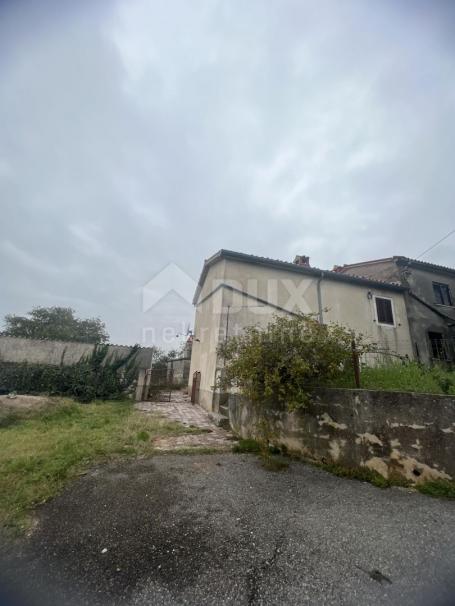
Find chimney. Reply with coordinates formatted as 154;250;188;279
293;255;310;267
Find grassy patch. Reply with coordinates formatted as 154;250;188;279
169;447;225;455
232;438;455;497
232;439;289;471
232;438;262;453
315;460;455;499
360;363;455;394
312;461;410;488
332;361;455;394
136;430;150;442
317;461;455;498
416;479;455;499
261;454;289;472
0;397;51;429
0;399;193;532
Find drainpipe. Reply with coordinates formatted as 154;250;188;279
317;271;325;323
225;305;230;342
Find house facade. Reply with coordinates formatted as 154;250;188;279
335;257;455;364
189;250;414;412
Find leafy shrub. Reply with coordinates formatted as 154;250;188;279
218;313;369;410
0;345;139;403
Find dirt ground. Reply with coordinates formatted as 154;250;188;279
0;394;51;411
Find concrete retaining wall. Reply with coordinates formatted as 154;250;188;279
228;388;455;483
0;336;156;369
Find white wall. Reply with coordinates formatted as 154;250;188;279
0;336;156;368
189;257;414;411
188;262;226;410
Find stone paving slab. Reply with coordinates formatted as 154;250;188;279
151;433;234;451
135;391;235;451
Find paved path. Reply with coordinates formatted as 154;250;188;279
1;454;454;606
135;391;234;451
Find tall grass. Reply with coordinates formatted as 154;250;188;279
360;362;455;394
333;361;455;394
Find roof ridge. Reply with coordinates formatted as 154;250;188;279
398;256;455;273
338;255;455;274
192;250;406;306
221;249;403;285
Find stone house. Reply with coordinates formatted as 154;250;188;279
188;250;414;411
334;257;455;364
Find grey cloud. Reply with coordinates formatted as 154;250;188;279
1;0;454;346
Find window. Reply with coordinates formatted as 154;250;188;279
375;296;394;325
433;282;453;306
428;332;449;361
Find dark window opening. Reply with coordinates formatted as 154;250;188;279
375;297;394;325
428;331;449;361
433;282;453;306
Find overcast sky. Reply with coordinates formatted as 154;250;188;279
1;0;454;347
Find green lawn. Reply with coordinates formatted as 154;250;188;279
332;361;455;395
0;398;192;532
359;362;455;394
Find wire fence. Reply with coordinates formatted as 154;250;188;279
355;336;455;367
360;350;411;367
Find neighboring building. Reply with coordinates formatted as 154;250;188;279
188;250;414;412
166;337;192;386
334;257;455;365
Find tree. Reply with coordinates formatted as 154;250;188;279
150;348;179;370
2;307;109;344
218;313;370;411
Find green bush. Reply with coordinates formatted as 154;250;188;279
218;313;369;411
0;345;139;403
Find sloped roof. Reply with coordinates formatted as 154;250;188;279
336;256;455;277
193;249;405;304
394;256;455;275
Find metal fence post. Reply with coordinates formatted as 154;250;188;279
351;339;361;388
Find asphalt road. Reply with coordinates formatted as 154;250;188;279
1;454;455;606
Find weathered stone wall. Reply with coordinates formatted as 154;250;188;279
0;336;156;369
228;388;455;483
